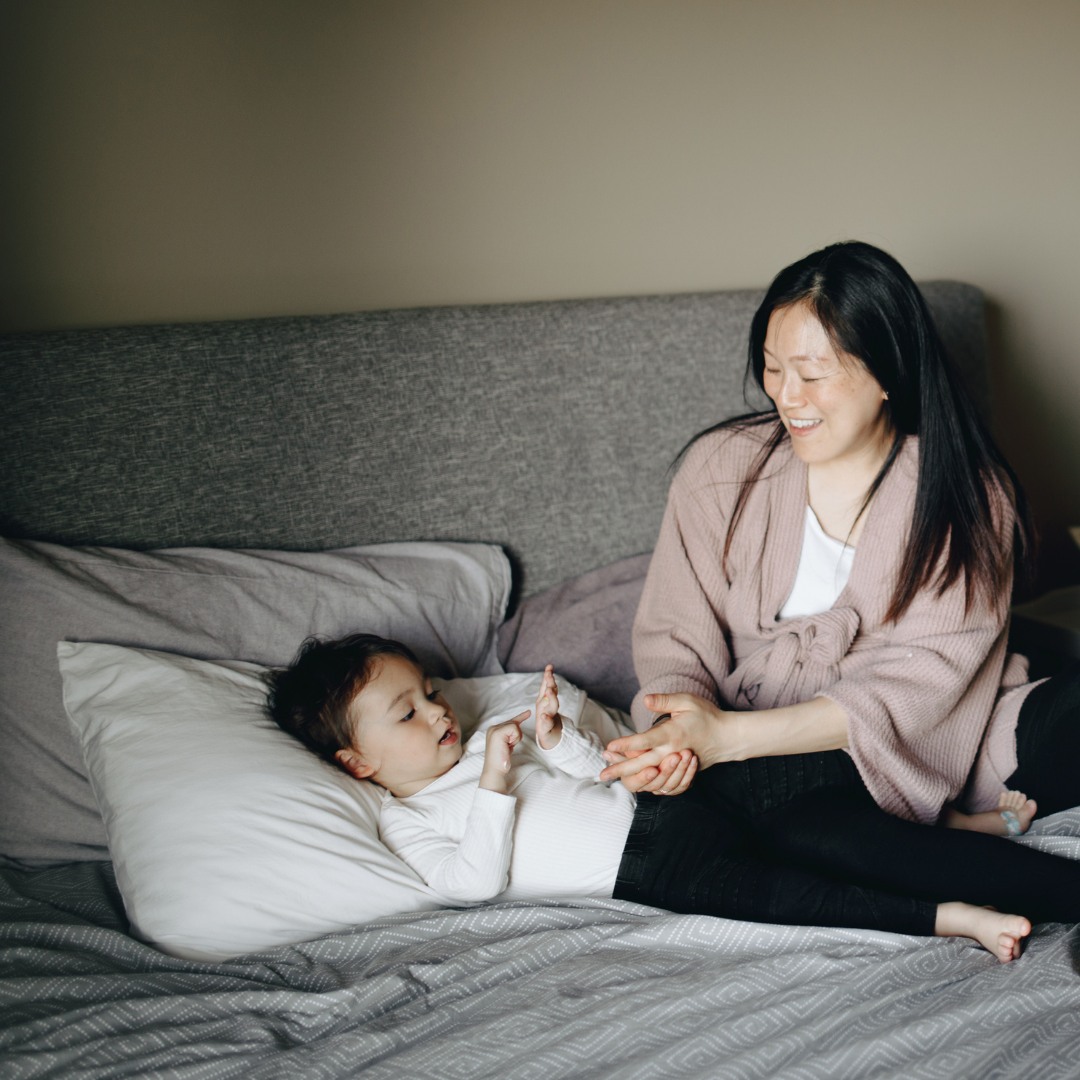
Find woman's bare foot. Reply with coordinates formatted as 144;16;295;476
935;901;1031;962
942;791;1038;836
997;790;1039;834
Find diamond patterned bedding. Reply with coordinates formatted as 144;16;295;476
4;813;1080;1079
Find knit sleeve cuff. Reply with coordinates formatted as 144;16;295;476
537;719;608;780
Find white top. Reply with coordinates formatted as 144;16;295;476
379;715;636;904
778;505;855;620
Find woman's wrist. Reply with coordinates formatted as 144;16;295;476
698;706;743;767
708;697;849;763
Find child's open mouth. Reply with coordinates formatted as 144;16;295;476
439;728;458;746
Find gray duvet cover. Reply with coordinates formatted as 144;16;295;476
3;813;1080;1080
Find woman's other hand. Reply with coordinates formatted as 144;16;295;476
601;741;699;796
600;692;729;793
602;694;849;793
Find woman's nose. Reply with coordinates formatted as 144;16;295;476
776;372;806;408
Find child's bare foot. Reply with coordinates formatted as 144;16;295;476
935;901;1031;962
942;791;1038;836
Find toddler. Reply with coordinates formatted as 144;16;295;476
270;634;1080;963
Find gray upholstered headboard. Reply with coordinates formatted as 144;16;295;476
0;283;988;601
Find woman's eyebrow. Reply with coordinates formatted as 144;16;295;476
763;346;830;363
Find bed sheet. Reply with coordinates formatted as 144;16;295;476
3;814;1080;1080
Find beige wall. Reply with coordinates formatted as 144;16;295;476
2;0;1078;552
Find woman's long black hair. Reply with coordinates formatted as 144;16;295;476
693;241;1034;622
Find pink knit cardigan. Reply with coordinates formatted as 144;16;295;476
631;425;1035;824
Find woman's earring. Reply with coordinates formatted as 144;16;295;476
883;391;889;400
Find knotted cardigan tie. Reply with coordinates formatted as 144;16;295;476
724;607;861;712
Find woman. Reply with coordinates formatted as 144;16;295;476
600;241;1078;833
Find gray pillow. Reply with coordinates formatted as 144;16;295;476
0;538;510;867
498;553;650;712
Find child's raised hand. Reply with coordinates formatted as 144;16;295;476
479;711;529;793
534;665;563;750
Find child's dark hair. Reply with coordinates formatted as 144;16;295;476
267;634;420;764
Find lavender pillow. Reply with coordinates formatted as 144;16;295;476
498;554;650;712
0;538;510;866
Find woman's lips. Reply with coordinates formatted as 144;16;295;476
787;418;822;437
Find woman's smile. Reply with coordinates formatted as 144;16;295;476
762;301;890;470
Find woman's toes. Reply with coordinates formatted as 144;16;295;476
997;934;1016;963
1007;917;1031;955
1009;799;1039;833
991;915;1030;962
998;790;1026;812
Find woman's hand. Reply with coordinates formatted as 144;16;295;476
600;692;731;794
602;693;850;794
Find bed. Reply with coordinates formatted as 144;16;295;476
4;286;1079;1079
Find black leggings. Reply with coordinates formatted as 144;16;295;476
613;751;1080;935
1007;661;1080;817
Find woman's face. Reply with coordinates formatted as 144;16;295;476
762;302;890;469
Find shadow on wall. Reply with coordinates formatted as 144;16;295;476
984;300;1080;599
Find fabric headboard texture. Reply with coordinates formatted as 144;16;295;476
1;283;987;600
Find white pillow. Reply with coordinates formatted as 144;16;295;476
59;642;630;961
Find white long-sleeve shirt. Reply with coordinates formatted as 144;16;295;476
379;716;637;904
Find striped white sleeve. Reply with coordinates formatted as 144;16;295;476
537;718;609;781
380;788;516;903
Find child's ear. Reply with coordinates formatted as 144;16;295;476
335;748;375;781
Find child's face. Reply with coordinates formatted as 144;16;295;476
337;655;462;796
